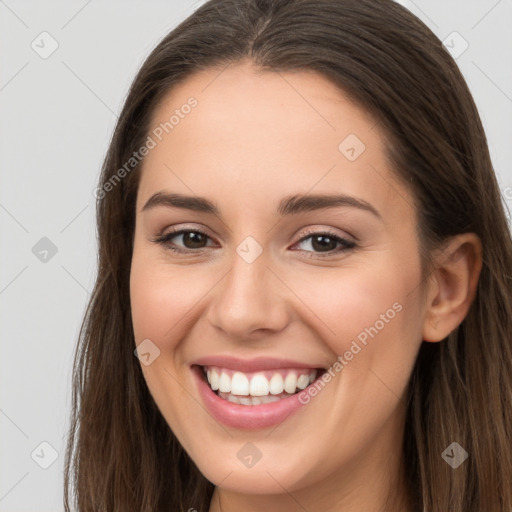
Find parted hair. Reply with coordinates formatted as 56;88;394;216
64;1;512;510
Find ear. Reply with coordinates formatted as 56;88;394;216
422;233;483;343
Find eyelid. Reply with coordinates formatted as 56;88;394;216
150;225;214;248
154;223;215;241
152;224;357;257
295;225;356;243
155;224;354;242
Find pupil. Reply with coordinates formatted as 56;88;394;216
181;233;338;251
312;235;336;252
184;232;206;249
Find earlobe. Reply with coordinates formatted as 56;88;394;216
422;233;483;343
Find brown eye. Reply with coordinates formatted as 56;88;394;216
152;228;356;258
178;231;208;249
153;229;214;253
293;231;356;258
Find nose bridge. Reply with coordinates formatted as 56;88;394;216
207;243;288;337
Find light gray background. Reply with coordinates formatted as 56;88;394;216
1;1;511;510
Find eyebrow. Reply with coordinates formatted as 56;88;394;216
141;191;381;219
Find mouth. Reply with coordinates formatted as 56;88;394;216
196;365;327;405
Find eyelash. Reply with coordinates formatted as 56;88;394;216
151;227;357;258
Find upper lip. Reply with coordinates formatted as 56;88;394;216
192;355;324;373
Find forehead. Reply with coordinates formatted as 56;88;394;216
137;60;414;225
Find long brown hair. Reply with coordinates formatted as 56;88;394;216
64;0;512;510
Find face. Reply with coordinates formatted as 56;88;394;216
130;60;426;507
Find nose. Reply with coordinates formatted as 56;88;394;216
206;251;290;339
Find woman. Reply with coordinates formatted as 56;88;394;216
64;0;512;511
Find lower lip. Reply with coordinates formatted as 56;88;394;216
192;365;312;430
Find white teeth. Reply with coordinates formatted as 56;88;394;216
218;372;231;393
205;367;320;399
249;374;270;396
209;368;220;390
283;372;298;394
218;392;287;405
297;374;310;390
269;373;284;395
231;372;250;396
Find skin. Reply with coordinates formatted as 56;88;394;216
130;59;482;512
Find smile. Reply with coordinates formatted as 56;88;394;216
203;366;318;405
191;357;328;430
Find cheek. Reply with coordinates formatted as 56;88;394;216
286;253;424;405
130;254;199;345
290;259;420;345
129;253;205;434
